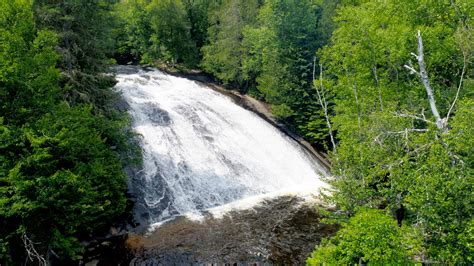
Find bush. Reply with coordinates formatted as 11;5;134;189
307;208;422;265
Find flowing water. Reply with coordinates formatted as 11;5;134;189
114;66;327;227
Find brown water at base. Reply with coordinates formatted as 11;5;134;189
125;196;338;265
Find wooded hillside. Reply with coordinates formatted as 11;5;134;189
0;0;472;264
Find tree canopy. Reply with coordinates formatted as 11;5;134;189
1;0;472;263
1;0;138;262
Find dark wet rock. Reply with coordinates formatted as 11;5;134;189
79;234;133;266
114;95;131;112
145;104;172;126
114;65;142;75
125;196;338;265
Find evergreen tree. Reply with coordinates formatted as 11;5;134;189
113;0;152;64
201;0;261;88
1;0;138;262
147;0;198;66
33;0;119;108
183;0;211;54
242;0;330;145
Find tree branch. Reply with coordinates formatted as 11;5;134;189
313;58;337;153
386;129;429;134
407;30;446;131
403;64;419;76
22;233;46;266
374;128;428;144
416;30;444;129
446;50;467;124
392;111;436;125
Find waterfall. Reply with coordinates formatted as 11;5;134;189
115;66;327;225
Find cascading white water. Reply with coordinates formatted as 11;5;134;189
115;66;327;224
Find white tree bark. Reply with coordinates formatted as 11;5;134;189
22;233;46;266
313;58;337;153
404;30;446;131
446;48;467;124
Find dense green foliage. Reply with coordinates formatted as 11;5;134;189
201;0;261;88
307;208;423;264
111;0;473;262
1;0;472;264
147;0;198;66
241;0;329;144
113;0;204;66
34;0;120;107
316;0;473;263
0;0;138;263
113;0;152;64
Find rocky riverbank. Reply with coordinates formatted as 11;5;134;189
80;196;337;265
126;196;338;265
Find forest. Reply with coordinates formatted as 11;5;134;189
0;0;472;264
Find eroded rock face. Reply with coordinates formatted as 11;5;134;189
126;196;338;265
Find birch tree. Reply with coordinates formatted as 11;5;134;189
404;31;446;131
314;0;473;263
313;59;336;153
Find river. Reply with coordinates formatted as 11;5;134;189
109;66;334;264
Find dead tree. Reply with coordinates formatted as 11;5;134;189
404;30;467;133
22;232;46;266
404;30;446;131
313;58;337;153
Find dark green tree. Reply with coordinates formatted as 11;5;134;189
147;0;198;66
183;0;211;54
1;0;138;262
242;0;331;145
33;0;118;108
201;0;261;88
113;0;152;64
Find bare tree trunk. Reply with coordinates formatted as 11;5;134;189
446;43;468;124
343;66;362;130
404;30;446;131
313;58;337;153
364;31;384;111
415;30;444;129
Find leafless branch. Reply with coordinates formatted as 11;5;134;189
392;112;436;125
446;50;467;124
421;108;427;121
403;64;419;76
386;129;429;134
374;128;428;144
313;58;337;153
22;233;46;266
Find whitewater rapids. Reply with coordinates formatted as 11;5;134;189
114;66;327;225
